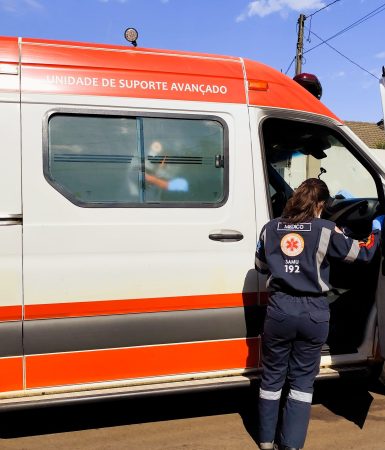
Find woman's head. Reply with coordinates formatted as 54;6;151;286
282;178;330;223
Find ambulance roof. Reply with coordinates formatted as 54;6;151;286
0;36;339;122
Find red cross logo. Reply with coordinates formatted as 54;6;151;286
280;233;304;257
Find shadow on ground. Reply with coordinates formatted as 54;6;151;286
0;384;255;440
311;373;385;429
0;376;383;442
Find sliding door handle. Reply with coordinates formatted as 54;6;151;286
209;230;244;242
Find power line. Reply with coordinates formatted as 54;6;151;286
284;56;296;75
284;0;342;76
305;2;385;55
285;1;385;78
306;0;342;18
308;28;379;80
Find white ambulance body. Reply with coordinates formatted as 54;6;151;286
0;36;384;409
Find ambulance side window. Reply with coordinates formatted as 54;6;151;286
48;115;140;203
45;113;227;207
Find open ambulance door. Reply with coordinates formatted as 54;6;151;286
376;69;385;359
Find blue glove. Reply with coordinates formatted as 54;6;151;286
372;215;385;231
335;189;355;199
168;178;189;192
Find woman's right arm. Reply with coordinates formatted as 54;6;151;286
328;228;380;264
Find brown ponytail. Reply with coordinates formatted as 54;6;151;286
281;178;330;223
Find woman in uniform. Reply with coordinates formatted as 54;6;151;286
255;178;382;450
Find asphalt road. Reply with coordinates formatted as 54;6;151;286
0;376;384;449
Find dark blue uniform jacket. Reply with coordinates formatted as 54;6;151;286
255;218;380;295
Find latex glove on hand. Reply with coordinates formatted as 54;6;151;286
168;178;189;192
372;215;385;231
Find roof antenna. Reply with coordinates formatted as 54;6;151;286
124;28;138;47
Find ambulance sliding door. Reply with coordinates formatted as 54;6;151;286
20;102;258;390
0;59;23;392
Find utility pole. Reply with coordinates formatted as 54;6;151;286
295;14;306;75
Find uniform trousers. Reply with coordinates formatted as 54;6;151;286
258;292;329;449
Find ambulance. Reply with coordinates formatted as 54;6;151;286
0;35;384;409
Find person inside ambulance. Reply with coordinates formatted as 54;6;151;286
144;140;189;200
255;178;383;450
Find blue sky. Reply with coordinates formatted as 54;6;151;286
0;0;384;122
